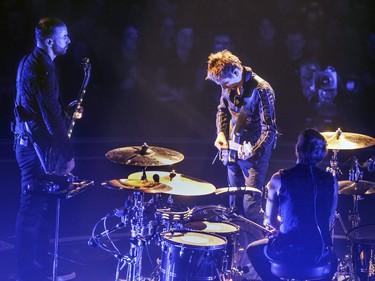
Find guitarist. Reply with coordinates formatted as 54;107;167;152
206;50;277;227
12;18;76;281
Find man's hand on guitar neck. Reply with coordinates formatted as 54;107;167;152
214;132;229;150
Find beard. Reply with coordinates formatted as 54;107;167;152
52;44;68;56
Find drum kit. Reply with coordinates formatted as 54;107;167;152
89;142;267;281
89;129;375;281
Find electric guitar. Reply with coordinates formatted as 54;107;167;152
47;57;92;173
220;138;253;166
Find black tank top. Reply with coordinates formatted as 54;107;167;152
268;163;334;263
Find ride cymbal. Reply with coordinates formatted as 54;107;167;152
215;186;261;195
101;179;172;193
105;143;184;166
338;180;375;195
321;130;375;150
127;171;216;196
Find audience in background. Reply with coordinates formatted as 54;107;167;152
0;0;374;140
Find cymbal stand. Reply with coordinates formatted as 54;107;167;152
123;190;145;281
326;149;342;177
348;158;364;229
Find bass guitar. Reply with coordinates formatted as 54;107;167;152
47;57;92;173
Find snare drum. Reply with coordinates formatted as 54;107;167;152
347;224;375;281
183;221;240;272
160;231;227;281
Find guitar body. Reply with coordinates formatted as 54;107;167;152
46;146;65;173
220;138;253;166
220;136;240;166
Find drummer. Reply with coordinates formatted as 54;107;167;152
247;128;338;280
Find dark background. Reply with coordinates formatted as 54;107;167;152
1;1;375;280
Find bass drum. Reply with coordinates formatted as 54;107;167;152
347;224;375;281
159;231;227;281
183;221;240;272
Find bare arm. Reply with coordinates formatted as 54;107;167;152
265;172;281;232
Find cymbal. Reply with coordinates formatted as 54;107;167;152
101;179;172;193
105;144;184;166
321;131;375;150
215;186;261;195
127;171;216;196
338;180;375;195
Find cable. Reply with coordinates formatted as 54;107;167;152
310;165;325;264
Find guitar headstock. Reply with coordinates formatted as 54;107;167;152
81;57;92;74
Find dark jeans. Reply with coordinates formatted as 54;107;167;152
15;139;54;281
227;147;272;226
247;238;338;281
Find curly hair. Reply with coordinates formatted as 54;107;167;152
206;50;242;83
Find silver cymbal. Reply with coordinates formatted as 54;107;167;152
101;178;172;193
127;171;216;196
105;144;184;166
321;130;375;150
338;180;375;195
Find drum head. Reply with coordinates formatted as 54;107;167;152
162;231;227;249
347;224;375;245
184;221;239;234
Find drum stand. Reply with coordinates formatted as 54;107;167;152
120;191;150;281
330;154;365;281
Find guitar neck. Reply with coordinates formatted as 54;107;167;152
66;58;91;139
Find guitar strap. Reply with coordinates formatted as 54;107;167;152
232;72;261;138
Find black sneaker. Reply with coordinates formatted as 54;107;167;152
47;271;76;281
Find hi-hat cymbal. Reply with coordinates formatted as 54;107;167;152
338;180;375;195
105;143;184;166
215;186;261;195
321;130;375;150
101;179;172;193
127;171;216;196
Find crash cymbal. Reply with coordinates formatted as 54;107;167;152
127;171;216;196
321;130;375;150
215;186;261;195
101;179;172;193
338;180;375;195
105;143;184;166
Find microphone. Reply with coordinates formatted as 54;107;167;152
88;222;125;247
362;156;375;172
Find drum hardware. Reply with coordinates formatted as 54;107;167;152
89;190;158;281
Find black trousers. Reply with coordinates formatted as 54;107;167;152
15;139;54;281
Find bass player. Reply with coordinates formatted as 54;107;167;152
12;17;76;281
